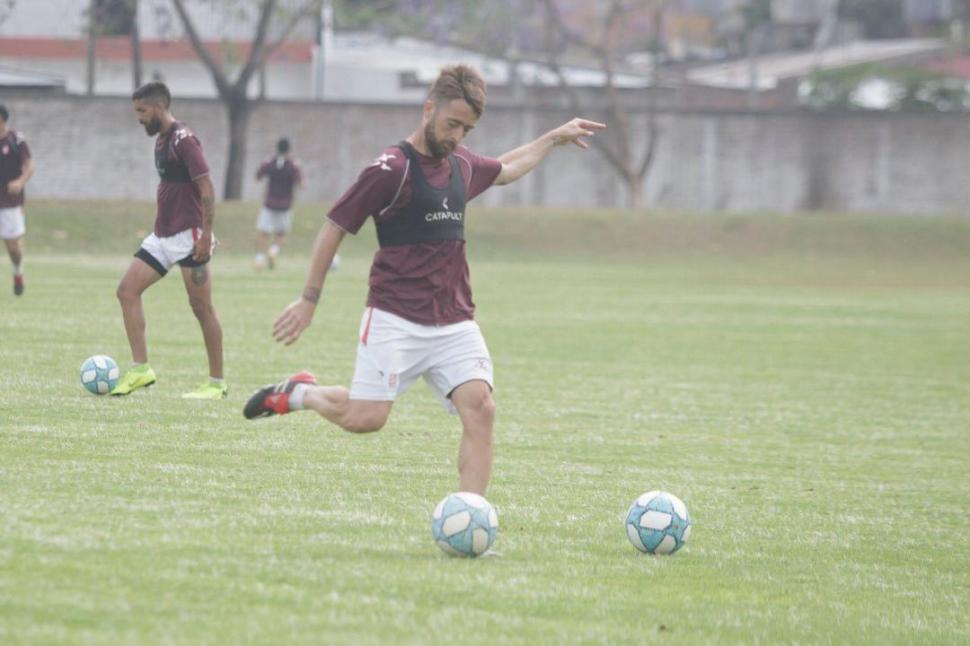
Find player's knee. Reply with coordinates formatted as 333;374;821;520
343;415;385;434
468;388;496;423
116;281;135;303
187;297;213;320
342;407;389;434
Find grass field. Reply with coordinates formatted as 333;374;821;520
2;200;969;644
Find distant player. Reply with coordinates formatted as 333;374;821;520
244;65;604;494
111;82;227;399
254;137;303;270
0;104;34;296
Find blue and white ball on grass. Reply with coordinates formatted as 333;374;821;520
431;492;498;557
625;490;691;555
80;355;120;395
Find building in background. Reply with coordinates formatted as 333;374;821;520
0;0;653;103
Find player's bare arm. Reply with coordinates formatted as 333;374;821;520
272;220;346;346
193;174;215;262
494;118;606;186
7;156;34;195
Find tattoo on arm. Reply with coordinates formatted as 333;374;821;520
201;195;215;229
191;265;208;286
302;286;321;304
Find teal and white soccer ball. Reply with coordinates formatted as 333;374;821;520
431;492;498;557
80;355;120;395
625;490;691;555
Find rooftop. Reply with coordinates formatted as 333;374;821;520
686;39;946;90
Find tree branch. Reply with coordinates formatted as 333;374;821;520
171;0;231;96
539;0;598;51
542;20;627;180
254;0;321;72
235;0;278;90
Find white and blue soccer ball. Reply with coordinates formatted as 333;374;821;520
431;492;498;557
625;490;691;555
80;355;120;395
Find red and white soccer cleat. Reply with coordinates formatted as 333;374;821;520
243;371;316;419
13;274;23;296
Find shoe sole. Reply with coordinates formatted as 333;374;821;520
243;386;276;419
110;379;156;396
182;391;229;400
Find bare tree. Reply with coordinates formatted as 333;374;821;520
171;0;322;199
539;0;663;209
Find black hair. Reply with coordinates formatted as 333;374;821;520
131;82;171;108
277;137;291;154
0;104;8;122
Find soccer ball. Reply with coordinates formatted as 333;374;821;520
625;490;691;555
431;492;498;557
80;355;120;395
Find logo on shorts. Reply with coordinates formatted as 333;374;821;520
388;373;399;388
476;359;490;371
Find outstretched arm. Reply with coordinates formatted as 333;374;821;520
494;118;606;186
272;220;346;345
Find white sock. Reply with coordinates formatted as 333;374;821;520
289;383;308;410
268;244;280;257
12;263;22;276
209;377;225;385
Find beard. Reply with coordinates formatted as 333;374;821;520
143;117;162;136
424;121;455;159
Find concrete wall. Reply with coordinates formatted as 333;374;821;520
0;93;967;215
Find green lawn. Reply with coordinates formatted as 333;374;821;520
1;200;969;644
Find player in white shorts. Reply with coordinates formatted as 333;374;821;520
0;104;34;297
349;307;493;413
254;138;300;270
243;64;604;495
112;82;227;400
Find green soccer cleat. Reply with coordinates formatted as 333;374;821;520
182;381;229;400
110;364;157;396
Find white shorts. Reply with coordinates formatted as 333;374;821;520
350;307;494;414
257;207;294;235
0;206;25;240
135;228;216;276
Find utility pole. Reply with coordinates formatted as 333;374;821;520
86;0;97;96
130;0;142;89
311;0;333;100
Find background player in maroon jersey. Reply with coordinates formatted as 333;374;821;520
111;82;227;400
254;137;304;270
244;65;604;495
0;104;34;296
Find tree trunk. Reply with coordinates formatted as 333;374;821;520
627;174;643;210
223;93;251;200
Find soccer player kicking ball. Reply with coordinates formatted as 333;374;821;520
244;65;604;494
111;82;227;399
0;104;34;297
